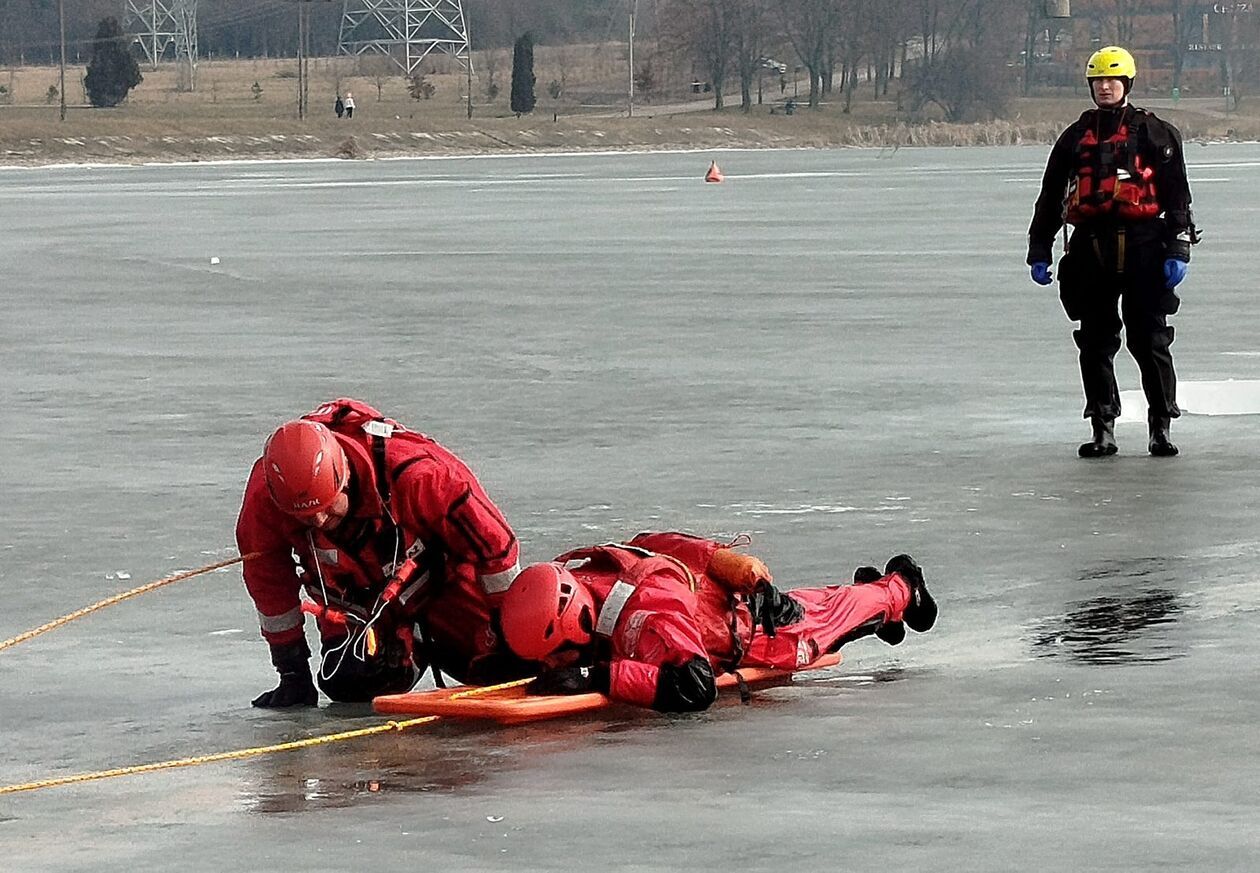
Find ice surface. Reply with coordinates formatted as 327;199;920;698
2;145;1259;872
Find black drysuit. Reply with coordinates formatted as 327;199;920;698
1027;105;1196;422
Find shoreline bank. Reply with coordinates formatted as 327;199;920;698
2;104;1256;169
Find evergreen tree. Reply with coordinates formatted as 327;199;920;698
510;32;536;117
84;17;142;108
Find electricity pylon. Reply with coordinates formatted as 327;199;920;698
124;0;198;89
338;0;471;76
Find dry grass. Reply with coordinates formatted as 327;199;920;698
2;48;1258;165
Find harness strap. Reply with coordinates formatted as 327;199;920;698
362;419;395;510
413;618;447;689
722;595;745;673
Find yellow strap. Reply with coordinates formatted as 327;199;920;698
450;677;533;697
0;678;534;796
0;553;261;654
0;716;438;795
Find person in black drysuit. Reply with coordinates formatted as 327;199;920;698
1027;45;1199;458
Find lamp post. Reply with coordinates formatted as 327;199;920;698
296;0;305;119
627;0;638;117
58;0;66;121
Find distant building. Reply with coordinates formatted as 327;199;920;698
1029;1;1258;96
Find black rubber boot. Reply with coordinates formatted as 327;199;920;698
852;565;882;584
853;565;905;645
883;554;937;633
1148;414;1179;457
1078;417;1118;458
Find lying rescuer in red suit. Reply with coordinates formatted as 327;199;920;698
498;532;938;713
236;398;527;707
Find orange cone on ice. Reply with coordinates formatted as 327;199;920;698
704;161;724;183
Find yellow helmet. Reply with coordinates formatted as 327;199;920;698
1086;46;1137;80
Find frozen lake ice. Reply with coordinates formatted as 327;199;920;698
2;145;1259;871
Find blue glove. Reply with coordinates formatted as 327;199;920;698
1164;259;1188;289
1030;261;1053;286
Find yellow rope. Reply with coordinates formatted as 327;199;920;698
449;677;532;698
0;716;438;795
0;677;534;796
0;553;259;653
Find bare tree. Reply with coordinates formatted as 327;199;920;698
912;0;950;63
659;0;735;109
869;0;914;98
1219;3;1260;111
1022;0;1043;97
729;0;771;111
905;0;1020;120
836;0;881;112
1105;0;1143;46
358;54;395;101
1167;0;1211;94
553;43;572;97
777;0;843;108
481;47;504;100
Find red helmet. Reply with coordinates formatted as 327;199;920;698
500;562;596;660
262;420;350;518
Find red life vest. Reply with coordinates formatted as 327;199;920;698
298;399;436;617
1065;120;1161;224
558;537;755;670
555;543;697;598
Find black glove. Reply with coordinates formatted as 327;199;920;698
527;665;610;696
652;656;718;713
253;638;318;708
1165;221;1199;262
748;582;804;637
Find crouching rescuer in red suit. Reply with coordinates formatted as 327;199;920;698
498;532;938;713
236;398;526;707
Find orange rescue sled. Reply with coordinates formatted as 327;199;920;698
373;653;841;725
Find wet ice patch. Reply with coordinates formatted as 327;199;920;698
1118;380;1260;422
1027;589;1189;664
811;674;878;684
729;502;903;516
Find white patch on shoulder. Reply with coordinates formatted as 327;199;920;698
595;580;636;637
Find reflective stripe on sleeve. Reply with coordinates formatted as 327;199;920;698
258;605;304;634
596;580;636;638
480;561;521;595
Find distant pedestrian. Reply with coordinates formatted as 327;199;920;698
343;91;355;119
334;95;345;118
